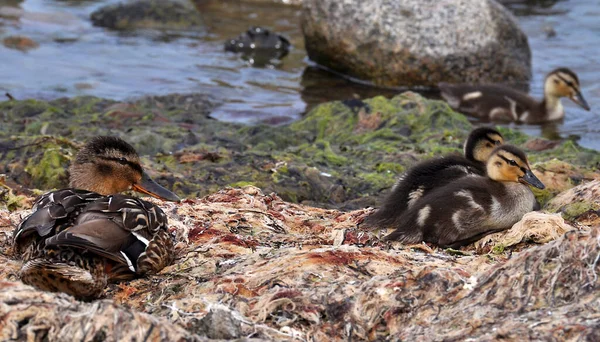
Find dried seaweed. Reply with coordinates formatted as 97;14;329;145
1;184;599;341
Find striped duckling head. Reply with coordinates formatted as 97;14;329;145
544;67;590;111
463;127;504;163
486;144;545;189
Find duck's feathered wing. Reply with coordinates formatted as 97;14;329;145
44;194;173;277
439;83;539;121
13;189;103;256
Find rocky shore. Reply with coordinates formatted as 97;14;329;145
1;92;600;340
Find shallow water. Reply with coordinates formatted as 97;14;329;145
0;0;599;149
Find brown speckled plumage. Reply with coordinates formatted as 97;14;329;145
13;137;179;299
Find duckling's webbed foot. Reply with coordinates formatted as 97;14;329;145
383;225;423;244
440;228;508;249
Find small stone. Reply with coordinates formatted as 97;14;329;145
52;33;80;43
74;83;94;90
3;35;39;51
193;306;242;339
543;25;557;38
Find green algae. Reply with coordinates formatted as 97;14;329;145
1;92;599;210
491;244;506;254
24;140;73;190
551;201;600;221
228;181;256;189
375;162;404;174
0;179;29;211
531;187;557;209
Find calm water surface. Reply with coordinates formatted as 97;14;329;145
0;0;599;149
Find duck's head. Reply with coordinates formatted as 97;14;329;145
486;144;545;189
69;136;180;201
463;127;504;163
544;68;590;111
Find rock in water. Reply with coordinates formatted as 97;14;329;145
301;0;531;87
225;27;291;67
91;0;203;30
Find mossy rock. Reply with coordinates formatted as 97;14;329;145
1;92;600;210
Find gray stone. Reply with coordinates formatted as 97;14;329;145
90;0;203;31
192;305;243;339
301;0;531;87
238;0;302;5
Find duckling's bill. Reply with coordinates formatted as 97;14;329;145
133;172;180;202
571;90;590;111
520;169;545;190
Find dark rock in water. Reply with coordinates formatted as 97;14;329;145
224;27;291;67
90;0;203;30
302;0;531;87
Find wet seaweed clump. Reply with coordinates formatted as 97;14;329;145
225;26;291;67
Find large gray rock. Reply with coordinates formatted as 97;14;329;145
302;0;531;87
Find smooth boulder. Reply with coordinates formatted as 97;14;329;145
302;0;531;87
91;0;203;30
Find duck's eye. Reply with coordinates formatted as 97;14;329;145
494;140;502;146
508;160;518;167
553;79;560;84
117;157;128;165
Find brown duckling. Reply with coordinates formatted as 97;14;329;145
13;136;180;300
384;144;544;248
363;127;504;229
439;68;590;123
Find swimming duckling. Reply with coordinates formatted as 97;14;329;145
439;68;590;123
384;144;544;248
363;127;504;229
13;136;180;299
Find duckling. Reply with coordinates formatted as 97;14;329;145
13;136;180;300
363;127;504;229
384;144;544;248
439;68;590;123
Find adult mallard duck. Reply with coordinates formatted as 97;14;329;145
364;127;504;229
384;144;544;248
13;136;180;300
439;68;590;123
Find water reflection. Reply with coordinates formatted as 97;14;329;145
300;66;400;114
497;0;567;15
0;0;598;150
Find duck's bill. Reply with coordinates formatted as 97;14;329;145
520;169;545;190
133;172;181;202
570;91;591;111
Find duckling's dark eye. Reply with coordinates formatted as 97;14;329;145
117;157;128;165
494;140;502;145
508;160;518;167
554;79;560;84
